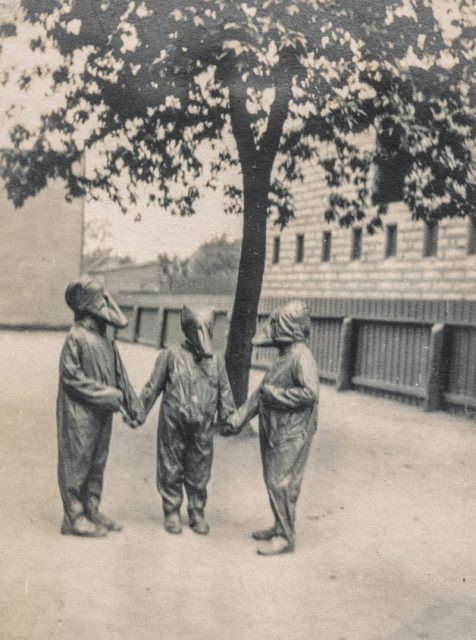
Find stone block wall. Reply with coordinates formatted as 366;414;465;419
262;156;476;300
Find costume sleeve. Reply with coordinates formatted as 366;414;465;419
216;356;236;424
140;349;169;418
114;344;145;423
60;334;123;412
260;348;319;410
228;387;261;431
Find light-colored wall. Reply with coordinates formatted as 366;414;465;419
91;262;161;294
0;179;83;326
262;157;476;300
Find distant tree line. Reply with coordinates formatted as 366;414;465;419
83;225;241;295
159;234;241;294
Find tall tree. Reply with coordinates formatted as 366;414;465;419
157;252;189;292
1;0;474;403
82;218;135;272
189;234;241;277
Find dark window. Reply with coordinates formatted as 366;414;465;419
321;231;332;262
468;219;476;256
385;224;398;258
295;234;305;263
272;236;280;264
372;119;411;205
423;222;438;257
373;154;407;204
351;228;362;260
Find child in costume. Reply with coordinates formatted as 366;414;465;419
57;277;143;537
225;301;319;555
140;305;235;535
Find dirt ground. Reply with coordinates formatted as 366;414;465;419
0;330;475;640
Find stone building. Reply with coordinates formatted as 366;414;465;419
262;148;476;301
90;261;161;294
0;179;84;327
257;140;476;414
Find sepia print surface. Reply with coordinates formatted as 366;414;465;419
0;1;475;639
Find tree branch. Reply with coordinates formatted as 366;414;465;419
260;58;294;175
225;65;257;168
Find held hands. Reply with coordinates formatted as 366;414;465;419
119;406;143;430
220;412;242;437
124;417;142;429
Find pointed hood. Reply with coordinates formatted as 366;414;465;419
181;305;214;360
65;277;128;329
252;301;311;346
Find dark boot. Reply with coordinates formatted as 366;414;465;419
86;497;123;532
189;512;210;535
164;512;183;534
61;514;108;538
252;526;277;541
256;536;294;556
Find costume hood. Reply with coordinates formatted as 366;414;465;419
181;305;214;359
65;277;128;329
252;301;311;346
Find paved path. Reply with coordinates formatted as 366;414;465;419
1;331;475;640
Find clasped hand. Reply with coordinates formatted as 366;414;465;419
119;406;143;430
220;413;242;437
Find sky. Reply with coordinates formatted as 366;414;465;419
85;167;243;261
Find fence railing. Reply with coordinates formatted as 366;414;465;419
115;292;476;415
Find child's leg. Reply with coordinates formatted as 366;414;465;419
82;416;122;531
252;424;281;540
58;415;101;524
262;431;313;549
83;415;113;506
157;418;187;517
184;428;213;532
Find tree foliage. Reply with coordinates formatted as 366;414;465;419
82;217;135;272
157;252;189;292
189;234;241;276
157;235;240;294
1;0;474;231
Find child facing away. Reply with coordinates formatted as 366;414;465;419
57;277;143;538
139;304;236;535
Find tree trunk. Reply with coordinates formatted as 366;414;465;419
224;63;293;407
225;165;269;407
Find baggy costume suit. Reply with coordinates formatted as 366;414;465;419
140;306;235;525
230;301;319;551
57;278;143;535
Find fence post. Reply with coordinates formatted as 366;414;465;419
336;317;354;391
131;306;140;343
156;307;165;349
424;322;445;412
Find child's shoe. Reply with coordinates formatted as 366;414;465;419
164;512;182;534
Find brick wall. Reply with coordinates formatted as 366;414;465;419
262;149;476;301
0;179;83;327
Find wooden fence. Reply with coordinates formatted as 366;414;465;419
115;292;476;415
